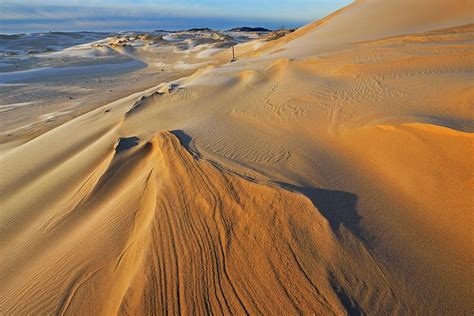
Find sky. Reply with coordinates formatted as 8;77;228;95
0;0;353;34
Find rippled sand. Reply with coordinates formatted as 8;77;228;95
1;0;473;314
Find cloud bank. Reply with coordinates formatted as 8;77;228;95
0;1;352;33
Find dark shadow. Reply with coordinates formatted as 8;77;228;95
329;274;363;316
276;182;365;241
171;130;192;148
115;136;140;153
170;129;205;161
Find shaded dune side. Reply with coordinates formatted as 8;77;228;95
0;131;412;315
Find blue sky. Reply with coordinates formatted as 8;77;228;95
0;0;352;33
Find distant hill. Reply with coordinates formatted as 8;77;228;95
153;28;215;33
185;28;214;32
227;27;272;32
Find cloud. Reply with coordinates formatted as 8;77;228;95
0;1;352;33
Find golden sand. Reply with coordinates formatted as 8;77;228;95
1;0;473;314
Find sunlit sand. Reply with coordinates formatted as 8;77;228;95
0;0;473;314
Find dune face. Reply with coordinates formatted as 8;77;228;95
1;0;473;315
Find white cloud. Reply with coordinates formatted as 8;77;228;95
0;1;352;33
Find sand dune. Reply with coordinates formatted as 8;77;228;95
0;28;263;152
251;0;474;57
1;0;473;314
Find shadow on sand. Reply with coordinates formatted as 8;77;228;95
115;136;140;153
276;182;365;241
171;130;192;148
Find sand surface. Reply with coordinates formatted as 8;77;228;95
1;0;473;314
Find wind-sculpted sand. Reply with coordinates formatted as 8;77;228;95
1;0;473;314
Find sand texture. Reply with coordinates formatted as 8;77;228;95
1;0;473;314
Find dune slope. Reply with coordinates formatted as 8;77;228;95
0;129;408;314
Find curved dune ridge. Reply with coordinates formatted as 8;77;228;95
1;0;474;314
0;128;412;315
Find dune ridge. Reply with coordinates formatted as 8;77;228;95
0;130;410;314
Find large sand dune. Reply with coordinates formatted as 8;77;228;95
1;0;473;314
